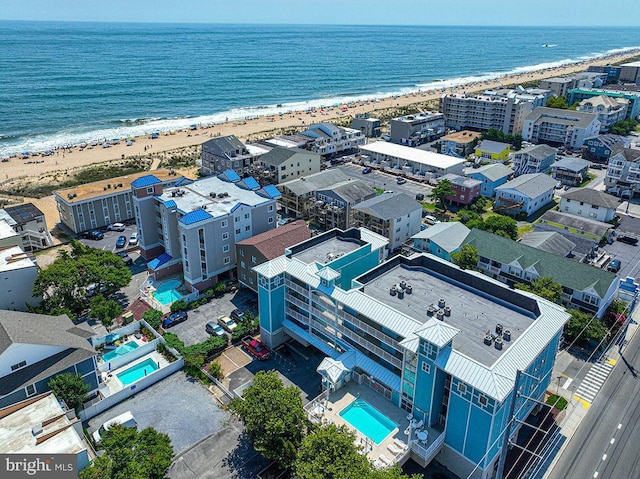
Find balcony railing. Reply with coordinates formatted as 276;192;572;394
410;430;446;463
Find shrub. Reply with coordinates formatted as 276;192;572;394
208;362;223;379
170;300;188;313
142;309;163;330
162;332;185;352
546;394;568;410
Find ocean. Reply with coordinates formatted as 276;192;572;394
1;21;640;157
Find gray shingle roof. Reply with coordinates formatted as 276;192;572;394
279;169;350;196
540;210;612;237
610;148;640;163
526;107;599;129
464;229;616;297
467;163;514;182
584;134;629;150
551;157;591;173
477;140;511;154
516;144;557;161
259;146;318;166
201;135;246;156
354;192;421;220
318;180;375;204
495;173;557;199
562;188;620;209
412;222;470;253
518;231;576;257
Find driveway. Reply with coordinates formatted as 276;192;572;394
602;238;640;279
335;163;432;199
86;371;228;455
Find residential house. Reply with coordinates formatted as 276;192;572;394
466;163;513;197
512;144;558;176
464;228;617;317
132;172;280;291
236;221;311;292
559;188;620;222
604;148;640;198
411;222;470;261
474;140;511;162
309;179;376;231
550;157;591;186
582;134;631;163
619;61;640;84
0;245;40;311
389;112;446;146
0;219;21;249
0;311;98;409
494;173;557;217
567;88;640;120
0;393;95;471
521;107;601;150
353;192;422;251
518;231;577;258
359;142;465;178
438;174;482;206
277;169;352;218
298;123;365;157
439;130;481;157
255;232;569;479
539;210;613;243
256;146;322;184
578;96;629;133
54;169;187;234
200;135;270;177
351;114;382;137
0;204;53;252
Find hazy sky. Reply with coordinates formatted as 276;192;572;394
0;0;639;26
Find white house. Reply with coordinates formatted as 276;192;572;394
0;245;40;311
494;173;557;217
559;188;620;223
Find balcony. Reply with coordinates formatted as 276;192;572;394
409;429;446;467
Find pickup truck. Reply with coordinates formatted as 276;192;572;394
241;336;271;360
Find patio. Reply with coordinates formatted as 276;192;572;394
99;351;171;396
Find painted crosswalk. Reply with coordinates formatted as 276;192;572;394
574;359;616;408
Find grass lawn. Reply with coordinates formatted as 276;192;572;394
546;394;568;410
580;173;596;187
517;224;534;238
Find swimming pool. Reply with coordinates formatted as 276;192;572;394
116;358;159;386
154;280;184;305
339;398;397;445
102;342;139;362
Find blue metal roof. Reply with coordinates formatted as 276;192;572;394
257;184;281;199
175;177;192;187
131;175;161;188
218;170;241;182
162;199;177;208
147;252;172;271
240;177;260;190
179;209;213;225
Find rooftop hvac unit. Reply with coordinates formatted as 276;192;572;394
390;286;397;296
438;298;446;309
406;284;412;294
503;330;511;341
495;324;503;335
444;306;451;316
484;334;493;346
436;310;445;321
397;289;405;299
494;337;504;350
32;423;43;436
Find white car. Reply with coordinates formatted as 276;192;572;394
129;232;139;245
92;411;137;443
107;223;126;232
218;315;237;333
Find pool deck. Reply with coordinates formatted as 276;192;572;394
310;383;443;467
98;336;145;364
100;351;170;396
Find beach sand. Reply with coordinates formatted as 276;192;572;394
1;50;638;184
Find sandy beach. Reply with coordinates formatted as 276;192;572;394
1;50;638;183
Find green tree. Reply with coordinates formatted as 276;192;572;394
89;295;123;328
80;425;173;479
563;309;608;344
229;370;311;469
142;309;163;330
515;277;563;303
452;244;479;271
610;118;638;136
545;97;569;109
48;373;89;412
484;215;518;240
429;179;455;210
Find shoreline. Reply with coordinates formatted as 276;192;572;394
1;49;639;182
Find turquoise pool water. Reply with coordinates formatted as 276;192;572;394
102;342;139;362
339;398;397;445
154;280;183;305
116;358;159;385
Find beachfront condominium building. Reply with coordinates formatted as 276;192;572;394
132;171;280;291
359;142;465;178
388;112;446;146
255;146;322;184
521;107;601;150
512;144;557;176
587;65;622;84
353;192;422;251
254;230;570;479
538;74;606;98
619;61;640;85
54;169;188;234
200;135;270;177
577;96;629;132
604;148;640;198
439;88;546;135
0;203;54;251
298;123;365;157
351;114;382;138
0;245;40;311
566;88;640;120
0;311;98;409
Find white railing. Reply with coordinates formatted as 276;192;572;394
411;430;445;462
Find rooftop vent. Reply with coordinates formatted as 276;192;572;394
494;337;504;350
495;324;503;336
484;334;493;346
444;306;451;317
503;330;511;341
406;284;412;294
427;304;437;316
67;194;73;199
436;309;445;321
390;286;397;296
438;298;446;309
209;192;216;197
399;280;407;290
32;423;43;436
106;184;111;189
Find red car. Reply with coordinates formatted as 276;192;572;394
241;337;271;360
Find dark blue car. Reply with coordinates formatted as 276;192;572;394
162;311;188;329
115;235;127;248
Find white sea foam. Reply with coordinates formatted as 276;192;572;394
2;45;639;158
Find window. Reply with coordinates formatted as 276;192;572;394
280;165;286;171
222;232;229;240
268;205;274;212
245;225;251;231
221;220;228;227
421;362;430;374
235;217;240;222
252;256;257;264
146;187;154;194
250;278;254;284
241;261;246;268
223;245;230;253
245;213;250;219
224;257;230;265
479;395;488;406
236;228;241;235
26;384;36;396
268;217;273;223
240;250;244;257
458;383;467;394
11;360;26;371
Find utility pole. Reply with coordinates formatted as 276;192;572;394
496;370;521;479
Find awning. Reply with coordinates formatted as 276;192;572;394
147;253;173;271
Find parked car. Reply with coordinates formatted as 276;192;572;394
162;311;188;328
424;215;440;225
396;177;407;184
117;252;133;265
362;167;372;174
241;336;271;360
607;259;621;273
115;235;127;248
83;230;104;240
415;193;425;201
217;315;237;333
617;235;639;245
107;223;126;232
205;321;226;337
93;411;137;443
129;232;139;245
230;309;245;323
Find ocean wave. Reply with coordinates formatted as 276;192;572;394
1;45;640;158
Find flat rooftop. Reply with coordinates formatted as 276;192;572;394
293;237;360;265
440;130;482;143
359;142;464;170
0;219;18;240
55;168;183;203
363;263;534;366
0;245;35;272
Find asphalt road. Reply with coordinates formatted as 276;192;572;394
548;325;640;479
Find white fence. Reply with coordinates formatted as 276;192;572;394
98;337;162;373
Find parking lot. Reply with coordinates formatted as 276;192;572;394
603;237;640;279
77;222;139;253
335;163;432;199
86;371;228;456
166;288;258;346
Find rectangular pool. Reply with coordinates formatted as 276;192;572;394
339;398;397;444
116;358;159;386
102;341;139;363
